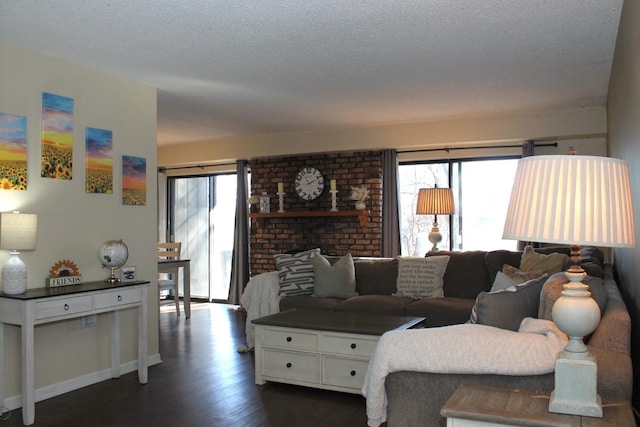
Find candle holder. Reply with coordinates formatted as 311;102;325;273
277;192;285;213
330;190;338;211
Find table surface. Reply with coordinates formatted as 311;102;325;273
0;280;150;300
441;384;636;427
252;308;425;335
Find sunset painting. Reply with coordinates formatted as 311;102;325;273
122;155;146;205
85;127;113;194
41;92;74;179
0;112;28;190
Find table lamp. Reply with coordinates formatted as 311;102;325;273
0;212;38;294
416;186;455;251
502;155;635;417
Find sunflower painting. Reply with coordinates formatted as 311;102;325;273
41;92;74;179
122;155;146;205
0;112;28;190
85;127;113;193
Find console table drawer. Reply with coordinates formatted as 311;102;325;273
35;295;94;320
322;355;369;390
321;333;378;357
262;349;318;383
95;287;142;309
262;328;318;351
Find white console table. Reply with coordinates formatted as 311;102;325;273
0;280;150;425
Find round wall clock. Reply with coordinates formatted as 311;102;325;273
294;167;325;200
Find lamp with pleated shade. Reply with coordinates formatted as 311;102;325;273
503;155;635;417
416;186;455;251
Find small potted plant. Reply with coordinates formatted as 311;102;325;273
350;185;370;210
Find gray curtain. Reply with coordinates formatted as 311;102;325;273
381;149;401;257
228;160;250;305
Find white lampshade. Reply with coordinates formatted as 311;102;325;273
416;187;455;215
0;212;38;250
1;212;38;295
503;155;635;248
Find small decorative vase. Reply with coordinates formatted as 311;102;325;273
354;200;366;210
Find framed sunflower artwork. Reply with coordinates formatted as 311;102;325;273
0;112;28;190
85;127;113;194
41;92;74;180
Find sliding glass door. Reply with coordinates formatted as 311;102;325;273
168;174;237;301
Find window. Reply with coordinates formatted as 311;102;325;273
168;174;237;301
399;158;518;256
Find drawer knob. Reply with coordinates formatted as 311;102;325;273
350;370;356;376
350;343;357;349
64;304;70;311
286;336;292;342
286;362;292;368
117;295;123;301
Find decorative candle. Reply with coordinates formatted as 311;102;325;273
278;182;284;193
330;179;337;191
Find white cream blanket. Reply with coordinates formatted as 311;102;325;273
361;318;568;427
239;271;281;349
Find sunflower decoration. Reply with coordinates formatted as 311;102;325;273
47;260;82;287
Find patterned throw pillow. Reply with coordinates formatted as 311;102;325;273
274;248;321;296
393;255;450;299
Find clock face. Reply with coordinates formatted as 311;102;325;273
295;167;325;200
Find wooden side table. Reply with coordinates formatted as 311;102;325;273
441;384;635;427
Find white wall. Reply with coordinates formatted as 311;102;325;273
158;105;607;167
0;41;158;403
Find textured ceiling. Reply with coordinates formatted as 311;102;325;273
0;1;623;146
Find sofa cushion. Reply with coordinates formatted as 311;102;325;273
427;251;491;299
279;295;342;312
468;274;548;331
538;272;608;321
354;258;398;295
404;297;475;327
274;248;320;296
520;246;569;275
312;253;358;298
336;295;413;315
393;256;449;299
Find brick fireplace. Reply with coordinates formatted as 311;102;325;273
249;151;384;275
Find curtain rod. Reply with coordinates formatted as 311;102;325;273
158;162;236;172
400;141;557;154
159;141;560;170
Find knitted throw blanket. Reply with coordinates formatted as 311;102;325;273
239;271;281;350
361;318;568;427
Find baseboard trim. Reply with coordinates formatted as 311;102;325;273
3;353;162;411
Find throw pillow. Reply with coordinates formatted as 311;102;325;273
490;271;517;292
312;253;358;298
393;255;450;299
520;246;569;275
502;264;545;284
468;274;549;331
274;248;320;296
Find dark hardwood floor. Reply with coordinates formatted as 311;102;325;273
1;302;370;426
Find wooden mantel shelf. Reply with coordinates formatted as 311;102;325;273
248;210;369;229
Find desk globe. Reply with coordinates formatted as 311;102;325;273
99;240;129;282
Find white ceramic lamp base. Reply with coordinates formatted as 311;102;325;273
1;251;27;294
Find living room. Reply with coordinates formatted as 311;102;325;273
1;1;639;426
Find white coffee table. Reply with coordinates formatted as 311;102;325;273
252;309;424;394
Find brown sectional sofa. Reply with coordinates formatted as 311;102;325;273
276;246;632;426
